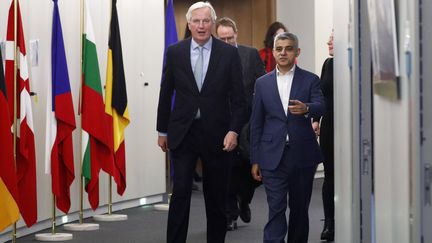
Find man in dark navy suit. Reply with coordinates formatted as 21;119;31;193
156;2;246;243
250;32;325;243
215;16;266;231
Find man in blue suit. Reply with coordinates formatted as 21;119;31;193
250;32;325;243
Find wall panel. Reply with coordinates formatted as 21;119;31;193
0;0;165;239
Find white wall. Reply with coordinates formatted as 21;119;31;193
332;0;416;242
0;0;165;237
276;0;316;73
314;0;333;75
373;0;415;241
332;0;354;242
276;0;333;76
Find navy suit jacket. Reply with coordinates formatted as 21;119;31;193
250;66;325;170
157;37;246;152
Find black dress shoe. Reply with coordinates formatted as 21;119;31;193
227;219;238;231
239;203;251;223
320;219;334;242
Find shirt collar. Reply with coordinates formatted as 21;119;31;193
191;36;213;50
276;64;296;76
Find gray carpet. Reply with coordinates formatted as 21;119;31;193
11;178;327;243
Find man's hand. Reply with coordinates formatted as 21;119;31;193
251;163;262;181
158;136;168;152
288;99;308;115
223;131;238;152
312;121;320;138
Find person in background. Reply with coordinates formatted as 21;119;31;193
259;21;288;72
215;16;266;231
250;32;325;243
183;23;192;39
313;30;335;242
156;2;246;242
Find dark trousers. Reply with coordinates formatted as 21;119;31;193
261;147;317;243
226;153;260;221
167;120;231;243
320;115;334;220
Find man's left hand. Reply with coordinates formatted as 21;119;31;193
223;131;238;152
288;99;308;115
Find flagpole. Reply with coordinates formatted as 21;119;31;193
51;195;56;234
35;195;73;241
63;0;99;232
107;0;114;216
11;0;18;241
79;0;85;223
93;0;127;222
108;177;112;214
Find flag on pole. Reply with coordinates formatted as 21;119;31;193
0;178;19;231
164;0;178;66
0;47;20;232
105;0;130;196
5;0;37;227
163;0;178;178
81;0;115;210
163;0;178;97
46;0;76;214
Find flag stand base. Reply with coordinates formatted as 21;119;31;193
154;203;169;211
63;223;99;231
154;192;170;211
93;214;127;222
35;233;73;241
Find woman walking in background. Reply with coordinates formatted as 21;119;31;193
258;21;287;72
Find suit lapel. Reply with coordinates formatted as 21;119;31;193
179;39;200;94
289;66;303;102
286;66;304;119
201;37;222;92
268;70;287;118
238;46;247;69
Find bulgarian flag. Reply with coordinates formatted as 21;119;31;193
45;0;76;214
105;0;130;196
5;0;37;227
81;0;115;210
0;46;20;232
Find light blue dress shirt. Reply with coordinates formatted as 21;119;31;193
190;37;212;84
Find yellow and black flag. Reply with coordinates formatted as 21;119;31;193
105;0;130;196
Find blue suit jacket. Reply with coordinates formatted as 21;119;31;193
250;66;325;170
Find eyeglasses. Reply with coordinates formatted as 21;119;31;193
190;18;212;26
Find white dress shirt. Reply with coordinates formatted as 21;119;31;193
276;64;296;116
276;64;296;142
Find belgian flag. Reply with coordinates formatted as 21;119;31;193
105;0;130;195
